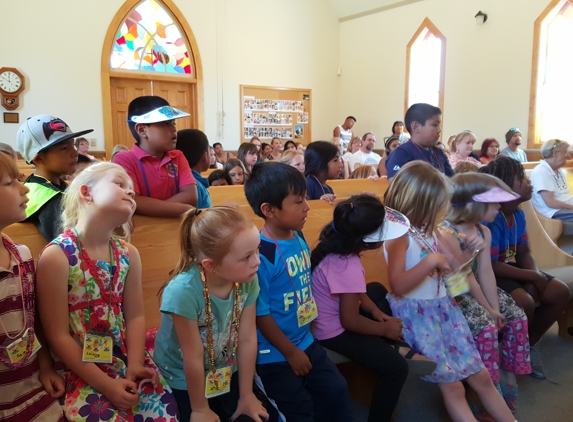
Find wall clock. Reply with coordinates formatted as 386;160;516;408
0;67;25;111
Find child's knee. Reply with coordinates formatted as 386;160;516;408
543;279;570;307
472;368;495;387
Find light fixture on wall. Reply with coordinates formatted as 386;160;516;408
475;10;488;24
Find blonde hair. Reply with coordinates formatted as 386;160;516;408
446;173;514;225
384;161;451;234
347;137;362;154
62;162;134;238
0;151;20;180
454;161;479;174
111;144;129;160
350;165;376;179
0;143;18;163
452;130;477;151
280;150;304;165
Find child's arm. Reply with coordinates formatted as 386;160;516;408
232;303;268;422
172;314;219;422
123;244;159;386
339;293;403;340
35;320;65;398
134;195;194;217
36;245;139;411
256;315;312;376
490;244;548;293
385;234;450;296
165;183;198;207
477;226;501;312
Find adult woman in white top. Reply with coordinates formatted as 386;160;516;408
530;139;573;222
448;131;482;169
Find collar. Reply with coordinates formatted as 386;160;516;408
192;169;209;188
132;144;176;165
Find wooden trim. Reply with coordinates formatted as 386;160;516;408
404;18;446;121
527;0;565;148
338;0;426;22
101;0;204;156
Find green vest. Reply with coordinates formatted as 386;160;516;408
24;176;63;218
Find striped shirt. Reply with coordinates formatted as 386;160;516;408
0;236;63;422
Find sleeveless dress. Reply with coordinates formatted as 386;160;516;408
47;229;178;422
384;232;484;383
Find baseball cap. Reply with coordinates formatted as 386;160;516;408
363;207;410;243
17;115;93;164
128;106;190;124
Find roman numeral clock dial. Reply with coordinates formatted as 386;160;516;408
0;67;25;111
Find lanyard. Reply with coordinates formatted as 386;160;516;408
408;226;442;296
409;140;443;172
73;229;116;335
502;213;518;262
262;227;312;305
311;176;333;196
137;159;179;197
198;264;241;374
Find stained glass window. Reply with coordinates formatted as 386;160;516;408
408;25;443;107
534;0;573;142
111;0;193;75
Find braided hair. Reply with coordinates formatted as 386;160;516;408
478;155;525;188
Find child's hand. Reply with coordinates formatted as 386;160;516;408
532;271;549;294
465;233;486;252
127;363;159;388
319;194;336;205
489;309;506;330
231;393;269;422
381;318;404;342
39;366;65;398
373;310;402;324
102;378;140;411
191;408;220;422
285;348;312;376
427;253;451;272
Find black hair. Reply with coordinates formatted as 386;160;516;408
127;96;169;144
404;103;441;133
392;120;404;134
384;136;400;155
207;169;229;186
245;162;307;218
346;116;356;122
283;140;296;151
310;195;386;269
478;155;525;188
261;142;270;151
77;154;92;164
176;129;209;168
304;141;339;178
212;142;222;148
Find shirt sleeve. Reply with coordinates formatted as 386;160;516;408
160;276;202;320
530;166;555;193
112;151;141;195
516;210;529;245
484;214;503;260
35;195;64;242
440;150;455;177
306;177;322;200
323;255;366;295
243;275;260;307
174;152;196;187
256;255;274;316
386;147;410;178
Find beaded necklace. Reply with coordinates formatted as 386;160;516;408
198;264;241;389
408;225;442;296
502;213;518;263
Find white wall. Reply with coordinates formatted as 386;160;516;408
1;0;340;152
338;0;550;147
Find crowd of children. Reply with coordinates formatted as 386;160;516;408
2;94;570;422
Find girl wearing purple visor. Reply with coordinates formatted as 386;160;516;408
309;194;437;422
439;173;530;415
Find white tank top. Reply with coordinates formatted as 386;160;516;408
337;125;352;150
384;233;447;300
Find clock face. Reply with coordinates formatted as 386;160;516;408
0;71;22;93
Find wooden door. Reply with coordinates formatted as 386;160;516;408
110;78;195;149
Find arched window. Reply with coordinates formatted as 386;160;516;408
529;0;573;146
101;0;203;154
111;0;194;74
405;18;446;113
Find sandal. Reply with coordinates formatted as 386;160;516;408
393;342;438;375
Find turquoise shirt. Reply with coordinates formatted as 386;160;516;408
154;265;259;390
192;169;212;208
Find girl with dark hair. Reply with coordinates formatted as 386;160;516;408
237;142;258;175
310;195;436;422
261;142;271;158
283;140;296;151
479;138;500;164
378;136;400;177
304;141;342;203
392;120;410;144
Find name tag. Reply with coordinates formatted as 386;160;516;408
82;334;113;363
297;298;318;327
205;366;232;398
6;329;41;364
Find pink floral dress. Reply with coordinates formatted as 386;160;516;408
47;229;178;422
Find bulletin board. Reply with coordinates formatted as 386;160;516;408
240;85;312;145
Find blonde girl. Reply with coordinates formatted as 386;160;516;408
350;164;378;180
154;207;277;422
439;173;531;413
449;131;482;169
36;162;177;421
383;161;516;422
280;150;305;174
0;153;64;421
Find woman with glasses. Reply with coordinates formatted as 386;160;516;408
530;139;573;223
479;138;501;164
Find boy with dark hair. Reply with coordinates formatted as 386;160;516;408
17;114;90;241
245;162;352;422
386;103;454;179
112;95;198;217
176;129;211;208
333;116;356;151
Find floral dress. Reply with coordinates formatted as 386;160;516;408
48;229;178;422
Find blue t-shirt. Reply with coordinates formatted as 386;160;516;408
483;209;529;262
192;169;212;208
386;140;454;178
154;264;259;390
306;176;334;200
256;232;315;364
